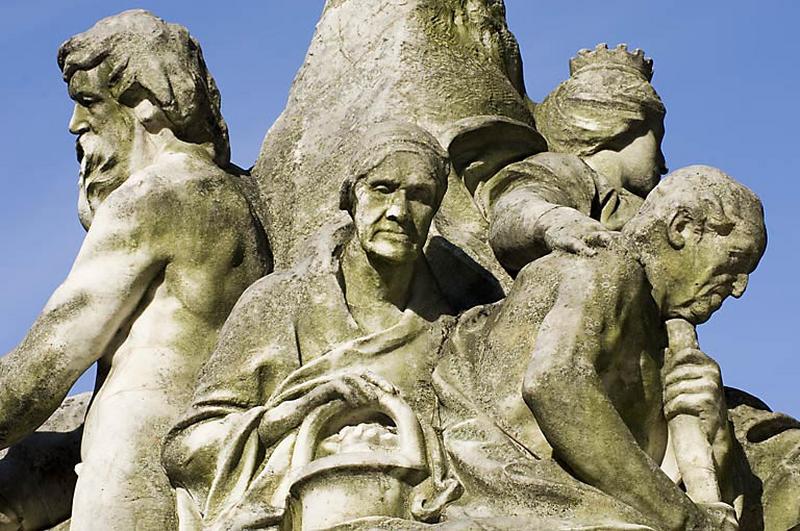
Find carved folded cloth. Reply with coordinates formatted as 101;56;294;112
163;224;455;530
725;388;800;530
475;151;643;233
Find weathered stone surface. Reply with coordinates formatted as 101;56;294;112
725;388;800;531
0;10;269;530
479;43;666;272
434;166;765;530
163;123;460;529
0;393;88;531
252;0;536;305
2;3;799;530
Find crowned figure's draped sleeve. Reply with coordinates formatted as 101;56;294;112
163;227;456;530
476;152;644;261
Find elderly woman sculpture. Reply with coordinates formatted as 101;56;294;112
162;122;462;530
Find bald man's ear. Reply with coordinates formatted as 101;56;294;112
666;207;701;250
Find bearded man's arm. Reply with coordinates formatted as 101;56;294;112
0;179;168;448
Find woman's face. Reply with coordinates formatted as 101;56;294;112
352;151;440;265
616;120;667;197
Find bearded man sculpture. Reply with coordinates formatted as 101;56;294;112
0;10;269;530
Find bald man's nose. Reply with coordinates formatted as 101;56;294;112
732;274;749;298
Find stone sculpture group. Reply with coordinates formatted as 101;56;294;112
0;3;797;531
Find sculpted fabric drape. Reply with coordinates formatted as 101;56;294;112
164;226;456;529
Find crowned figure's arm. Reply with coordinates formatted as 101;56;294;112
478;154;602;271
451;45;666;273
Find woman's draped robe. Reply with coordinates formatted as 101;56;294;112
163;229;456;530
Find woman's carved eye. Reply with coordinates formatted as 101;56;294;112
370;181;396;194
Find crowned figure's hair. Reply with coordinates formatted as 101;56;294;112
535;43;666;157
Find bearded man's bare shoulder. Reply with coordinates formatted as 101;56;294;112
107;161;254;241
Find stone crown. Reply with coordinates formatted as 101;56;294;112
569;43;654;81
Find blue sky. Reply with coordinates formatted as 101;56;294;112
0;1;797;417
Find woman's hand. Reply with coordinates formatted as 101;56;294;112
258;371;397;445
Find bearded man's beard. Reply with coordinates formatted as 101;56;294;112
76;134;128;229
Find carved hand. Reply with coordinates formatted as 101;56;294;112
258;371;398;445
311;371;400;407
540;206;617;257
663;347;728;449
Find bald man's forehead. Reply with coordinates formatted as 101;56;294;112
728;223;767;269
